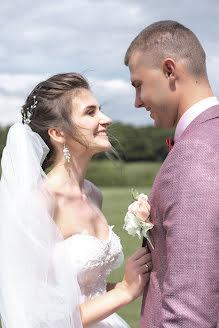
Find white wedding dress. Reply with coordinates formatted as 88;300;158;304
0;123;131;328
54;225;131;328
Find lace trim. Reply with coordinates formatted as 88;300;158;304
64;225;114;243
81;225;114;243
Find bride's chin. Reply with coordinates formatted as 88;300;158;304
104;143;112;152
92;144;112;154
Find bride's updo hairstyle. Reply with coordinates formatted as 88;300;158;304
21;73;89;170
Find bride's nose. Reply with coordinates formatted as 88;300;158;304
99;112;112;126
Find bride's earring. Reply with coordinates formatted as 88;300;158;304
63;142;71;163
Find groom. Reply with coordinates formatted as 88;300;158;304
124;21;219;327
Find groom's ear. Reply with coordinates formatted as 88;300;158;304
163;58;176;80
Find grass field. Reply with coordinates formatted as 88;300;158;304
102;187;152;328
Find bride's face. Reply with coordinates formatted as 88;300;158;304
69;89;112;154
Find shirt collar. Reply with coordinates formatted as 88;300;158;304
174;97;219;142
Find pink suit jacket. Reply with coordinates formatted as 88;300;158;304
140;105;219;328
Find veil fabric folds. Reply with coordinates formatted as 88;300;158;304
0;123;82;328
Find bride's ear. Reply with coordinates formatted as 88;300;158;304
48;127;65;145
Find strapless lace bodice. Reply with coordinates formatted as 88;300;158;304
55;226;124;301
54;225;130;327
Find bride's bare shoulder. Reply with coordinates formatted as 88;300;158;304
85;179;103;209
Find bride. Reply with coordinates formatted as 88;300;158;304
0;73;152;328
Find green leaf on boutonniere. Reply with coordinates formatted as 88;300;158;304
131;188;139;200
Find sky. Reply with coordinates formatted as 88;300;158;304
1;0;219;126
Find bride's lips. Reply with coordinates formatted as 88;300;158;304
94;130;108;138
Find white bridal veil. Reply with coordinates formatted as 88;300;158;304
0;123;82;328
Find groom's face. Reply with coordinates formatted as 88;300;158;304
128;51;178;128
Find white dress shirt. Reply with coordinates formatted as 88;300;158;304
174;97;219;142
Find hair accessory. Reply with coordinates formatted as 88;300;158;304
63;142;71;163
21;95;38;124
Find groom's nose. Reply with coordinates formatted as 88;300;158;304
135;91;144;108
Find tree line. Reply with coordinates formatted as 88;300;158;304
95;122;174;162
0;123;174;162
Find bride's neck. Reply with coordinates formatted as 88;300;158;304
48;153;91;192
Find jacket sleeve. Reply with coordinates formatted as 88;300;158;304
159;137;219;327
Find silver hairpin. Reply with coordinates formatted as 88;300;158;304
21;95;38;124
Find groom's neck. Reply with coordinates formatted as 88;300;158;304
174;79;214;128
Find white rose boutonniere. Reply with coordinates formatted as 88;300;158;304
123;189;154;249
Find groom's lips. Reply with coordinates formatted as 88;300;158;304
145;107;154;118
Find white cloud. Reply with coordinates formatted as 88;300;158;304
207;54;219;95
0;0;151;75
0;0;219;125
0;73;153;126
90;78;132;96
0;74;49;126
0;73;49;96
0;95;22;126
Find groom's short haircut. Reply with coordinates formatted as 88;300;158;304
124;20;207;78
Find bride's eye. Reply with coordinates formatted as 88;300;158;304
87;109;95;115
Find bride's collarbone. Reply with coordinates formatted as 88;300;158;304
55;193;109;241
58;196;102;218
55;185;98;207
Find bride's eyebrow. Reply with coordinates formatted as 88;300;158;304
84;105;101;111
